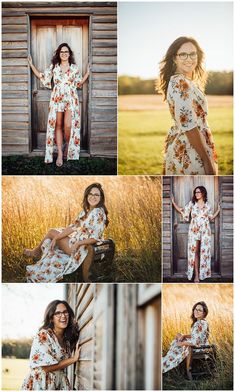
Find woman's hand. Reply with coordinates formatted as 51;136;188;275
28;54;33;67
86;63;90;75
50;238;57;253
175;333;183;341
176;341;185;347
171;194;175;204
73;341;81;362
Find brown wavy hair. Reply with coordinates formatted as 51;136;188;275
51;43;75;69
40;300;79;351
157;36;207;101
82;183;109;226
192;186;208;204
191;301;209;330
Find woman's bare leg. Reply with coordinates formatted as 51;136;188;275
186;347;193;380
55;112;64;166
82;245;94;282
63;109;72;159
24;229;61;258
194;240;200;282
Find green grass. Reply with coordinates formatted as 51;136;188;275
118;103;233;175
2;156;117;175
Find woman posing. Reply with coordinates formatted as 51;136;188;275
22;300;80;390
24;183;109;282
28;43;89;166
158;36;218;175
172;186;220;282
162;301;209;379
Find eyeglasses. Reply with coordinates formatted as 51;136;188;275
54;311;69;318
60;50;69;54
195;308;203;312
176;51;197;60
88;193;100;198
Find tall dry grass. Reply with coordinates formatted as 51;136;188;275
162;284;233;390
2;176;162;282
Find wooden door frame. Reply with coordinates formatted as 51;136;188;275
27;12;91;156
170;177;220;278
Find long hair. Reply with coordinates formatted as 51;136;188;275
82;183;109;226
51;43;75;69
191;301;209;331
157;36;207;101
40;300;79;351
192;186;208;204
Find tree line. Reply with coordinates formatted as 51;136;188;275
118;71;233;95
2;339;32;359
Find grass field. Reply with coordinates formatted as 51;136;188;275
2;358;29;390
118;95;233;175
162;284;233;390
2;176;161;283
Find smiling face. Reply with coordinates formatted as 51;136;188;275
59;46;70;62
52;303;69;330
195;188;203;201
174;42;198;77
194;304;205;320
87;187;101;209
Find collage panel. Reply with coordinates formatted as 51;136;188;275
2;283;162;390
2;176;162;284
163;176;233;283
162;283;233;390
2;1;117;175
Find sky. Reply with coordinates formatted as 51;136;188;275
118;2;233;78
2;284;65;339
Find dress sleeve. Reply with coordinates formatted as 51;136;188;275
68;210;85;229
181;201;192;222
74;66;82;88
29;330;58;368
168;76;198;133
40;65;53;89
190;320;208;347
207;203;214;220
87;207;106;241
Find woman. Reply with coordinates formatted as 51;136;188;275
172;186;220;282
162;301;209;379
28;43;89;166
158;36;218;175
22;300;80;390
24;183;109;282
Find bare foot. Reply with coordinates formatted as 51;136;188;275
56;154;63;167
23;248;42;259
194;278;200;283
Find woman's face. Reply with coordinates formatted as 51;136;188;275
87;187;101;208
59;46;70;62
174;42;198;77
195;188;203;201
52;303;69;330
194;304;205;320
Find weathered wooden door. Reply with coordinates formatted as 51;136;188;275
172;176;220;277
31;17;89;151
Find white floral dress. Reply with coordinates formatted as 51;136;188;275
182;201;213;280
26;207;106;283
40;63;82;163
21;328;71;390
164;74;218;175
162;319;209;373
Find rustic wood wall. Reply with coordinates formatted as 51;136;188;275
66;283;161;390
163;176;233;281
2;2;117;157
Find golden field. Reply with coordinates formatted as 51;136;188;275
2;358;29;390
2;176;162;283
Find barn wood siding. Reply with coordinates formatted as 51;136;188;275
2;2;117;157
162;176;172;278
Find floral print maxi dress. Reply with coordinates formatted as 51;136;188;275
40;63;82;163
21;328;71;390
162;319;209;373
26;207;106;283
164;74;218;175
182;201;213;280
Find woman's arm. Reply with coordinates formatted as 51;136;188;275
50;226;76;252
70;238;97;254
171;195;184;215
79;64;90;86
186;127;217;175
28;55;42;79
42;342;80;373
209;204;221;221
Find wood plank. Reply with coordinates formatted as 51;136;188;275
92;39;117;48
2;74;28;82
2;41;28;50
93;56;117;64
2;49;28;58
3;145;29;153
2;24;28;33
92;30;117;39
91;121;116;130
92;80;117;89
93;47;117;56
2;7;117;15
2;82;28;91
92;89;117;97
92;23;117;31
91;97;117;106
2;135;28;144
2;66;28;74
3;113;28;121
92;16;117;23
2;16;27;24
2;106;28;113
92;64;117;73
3;98;28;106
3;121;29;129
2;32;27;41
3;129;28;136
92;72;117;81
